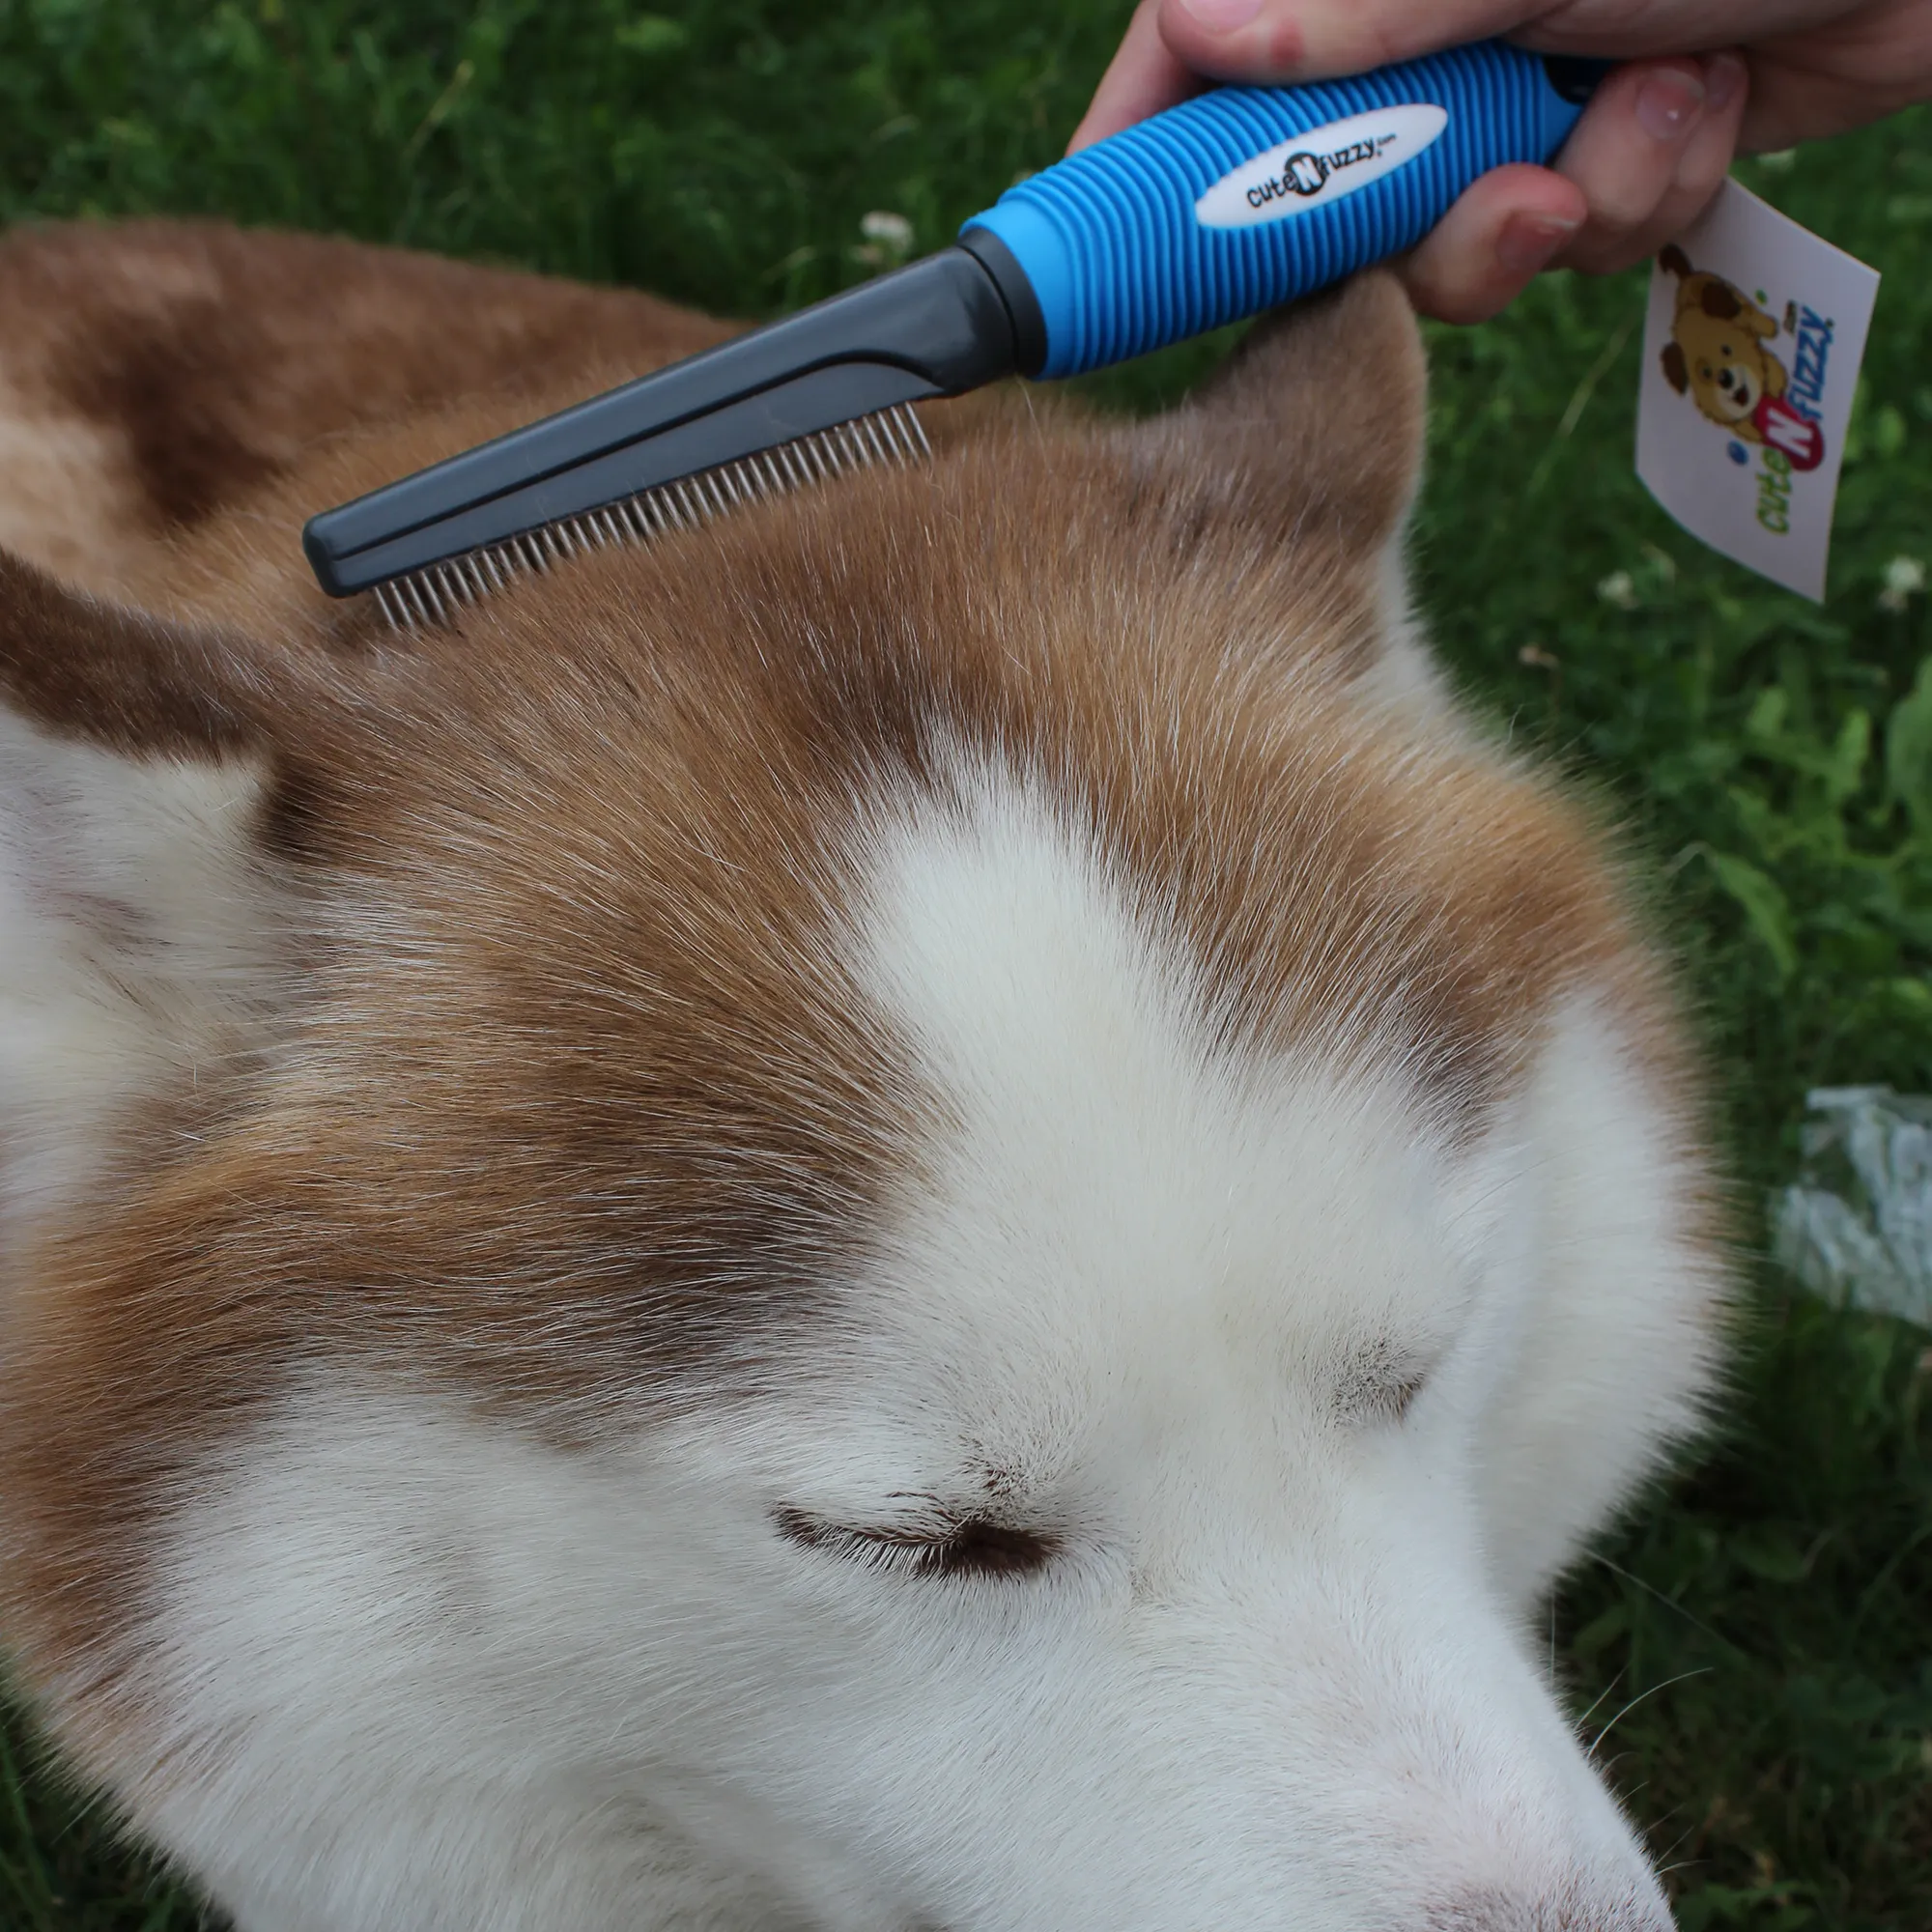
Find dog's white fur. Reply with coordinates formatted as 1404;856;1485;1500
0;708;275;1265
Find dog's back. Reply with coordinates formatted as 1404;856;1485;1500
0;220;1723;1932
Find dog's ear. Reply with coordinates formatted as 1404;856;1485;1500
1661;342;1690;394
1658;244;1691;281
0;549;330;1248
1698;278;1743;321
0;546;284;761
1123;270;1427;557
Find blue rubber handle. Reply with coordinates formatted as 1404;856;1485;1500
963;40;1594;379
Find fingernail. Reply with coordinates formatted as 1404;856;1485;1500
1704;51;1747;114
1635;67;1706;143
1496;210;1579;275
1177;0;1264;30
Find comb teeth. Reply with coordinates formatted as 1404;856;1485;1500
369;402;933;633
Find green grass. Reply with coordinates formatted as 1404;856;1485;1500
2;1;1929;1924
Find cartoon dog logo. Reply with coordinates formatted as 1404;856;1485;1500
1657;243;1825;470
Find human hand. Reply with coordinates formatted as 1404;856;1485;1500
1070;0;1932;323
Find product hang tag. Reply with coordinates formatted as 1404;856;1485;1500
1635;179;1879;601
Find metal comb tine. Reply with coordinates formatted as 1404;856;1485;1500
374;582;401;631
399;575;434;627
403;573;436;625
774;440;809;492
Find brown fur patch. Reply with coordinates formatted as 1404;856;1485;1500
0;228;1719;1783
0;219;733;601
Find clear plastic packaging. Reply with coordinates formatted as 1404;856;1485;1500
1772;1086;1932;1328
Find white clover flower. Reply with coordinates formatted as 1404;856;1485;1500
860;211;915;255
1597;570;1637;611
1879;554;1925;613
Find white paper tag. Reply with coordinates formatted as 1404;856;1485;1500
1635;180;1879;602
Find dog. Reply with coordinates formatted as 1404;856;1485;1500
1656;242;1824;469
0;218;1725;1932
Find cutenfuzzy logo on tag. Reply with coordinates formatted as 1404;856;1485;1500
1655;242;1836;536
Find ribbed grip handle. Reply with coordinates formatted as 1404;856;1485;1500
963;40;1590;379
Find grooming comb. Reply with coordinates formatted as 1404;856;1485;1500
304;41;1605;626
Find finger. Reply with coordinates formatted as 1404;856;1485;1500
1507;56;1708;278
1070;0;1205;152
1742;48;1932;150
1510;0;1862;61
1152;0;1547;84
1558;50;1747;273
1398;165;1586;325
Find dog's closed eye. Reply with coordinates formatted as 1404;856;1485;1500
774;1506;1056;1579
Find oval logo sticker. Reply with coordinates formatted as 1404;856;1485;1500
1194;103;1449;230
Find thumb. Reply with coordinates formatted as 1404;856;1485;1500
1153;0;1551;83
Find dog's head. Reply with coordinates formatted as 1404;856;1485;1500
0;251;1720;1932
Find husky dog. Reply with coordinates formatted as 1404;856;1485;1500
0;220;1723;1932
